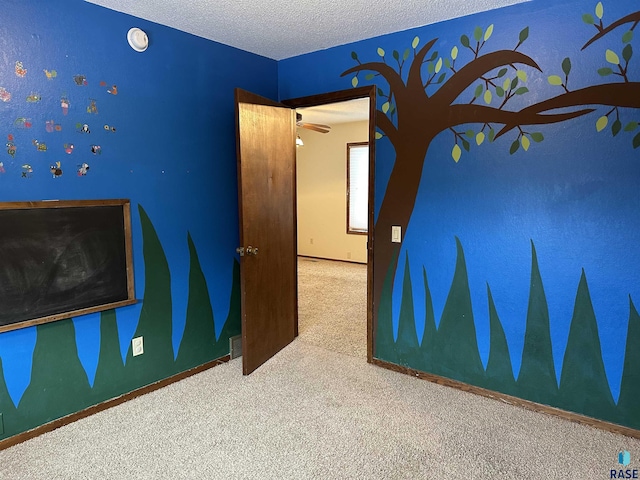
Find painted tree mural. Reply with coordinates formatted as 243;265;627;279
343;2;640;325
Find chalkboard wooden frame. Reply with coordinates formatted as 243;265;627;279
0;199;136;333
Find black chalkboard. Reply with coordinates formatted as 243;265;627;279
0;200;135;332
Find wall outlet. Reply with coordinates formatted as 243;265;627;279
132;336;144;356
392;225;402;243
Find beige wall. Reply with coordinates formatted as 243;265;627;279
296;120;369;263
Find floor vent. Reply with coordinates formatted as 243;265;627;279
230;335;242;359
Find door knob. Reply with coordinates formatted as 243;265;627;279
246;246;259;256
235;247;245;256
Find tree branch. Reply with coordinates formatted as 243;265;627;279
582;11;640;50
431;50;542;107
406;38;439;95
341;62;406;105
376;111;400;147
494;82;640;138
446;104;594;135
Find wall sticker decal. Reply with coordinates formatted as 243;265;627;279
14;61;27;78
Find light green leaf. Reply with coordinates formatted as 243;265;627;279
510;139;520;154
521;135;530;151
612;119;622;137
597;67;613;76
595;2;604;20
547;75;563;86
375;132;383;140
474;26;483;42
451;46;459;60
530;132;544;142
514;87;529;95
427;62;435;74
633;132;640;149
622;30;634;44
497;68;508;78
495;86;505;97
484;89;492;105
476;132;485;146
382;102;390;114
365;73;375;80
465;130;475;138
377;47;385;57
452;144;462;162
623;44;633;63
606;49;620;65
352;76;359;88
519;27;529;43
503;77;511;91
444;58;451;69
403;48;410;61
435;57;443;73
412;36;420;49
516;70;528;82
484;24;494;42
596;115;609;132
582;13;595;25
624;121;639;132
562;57;572;76
461;34;470;48
474;84;484;98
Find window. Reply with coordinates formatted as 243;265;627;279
347;142;369;234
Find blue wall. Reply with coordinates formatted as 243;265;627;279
0;0;277;438
280;0;640;428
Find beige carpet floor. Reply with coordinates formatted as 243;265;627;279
0;257;638;479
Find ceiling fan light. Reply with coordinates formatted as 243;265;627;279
296;134;304;147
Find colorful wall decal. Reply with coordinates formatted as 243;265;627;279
0;162;5;174
32;140;47;151
15;61;27;77
49;161;62;178
77;162;89;176
90;144;101;155
64;143;74;154
14;118;32;128
0;87;12;102
73;74;87;86
86;98;97;114
107;85;117;95
43;69;57;80
21;164;32;177
60;95;69;115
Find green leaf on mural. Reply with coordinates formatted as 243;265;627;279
612;119;622;137
377;87;385;97
484;24;494;41
428;50;439;62
497;68;508;78
389;103;396;115
622;44;633;63
503;77;511;91
514;87;529;95
521;135;531;151
365;73;375;81
462;139;470;152
427;62;435;74
488;129;496;142
451;46;459;60
495;86;505;97
375;132;383;140
516;70;528;82
474;83;484;98
562;57;572;76
596;115;609;132
452;144;462;162
597;67;613;76
510;139;520;154
519;26;529;43
624;121;639;132
382;101;390;114
484;89;493;105
595;2;604;20
435;58;443;73
473;26;483;42
377;47;385;57
465;130;475;139
461;34;470;48
412;36;420;49
393;50;399;61
511;77;519;89
351;51;358;60
352;76;359;88
444;58;451;69
403;48;410;61
548;75;564;86
582;13;595;25
435;73;447;84
622;30;634;44
606;49;620;65
476;132;485;145
531;132;544;142
634;132;640;149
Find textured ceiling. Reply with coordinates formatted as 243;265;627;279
85;0;530;60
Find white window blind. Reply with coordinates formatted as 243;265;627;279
347;143;369;234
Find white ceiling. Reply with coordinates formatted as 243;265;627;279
85;0;530;61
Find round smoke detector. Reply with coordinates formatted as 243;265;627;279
127;28;148;52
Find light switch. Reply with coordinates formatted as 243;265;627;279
392;226;401;243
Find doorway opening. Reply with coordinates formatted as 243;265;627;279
283;87;375;362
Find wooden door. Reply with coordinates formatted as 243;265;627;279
235;88;297;375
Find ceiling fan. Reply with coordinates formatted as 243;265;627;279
296;112;331;134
